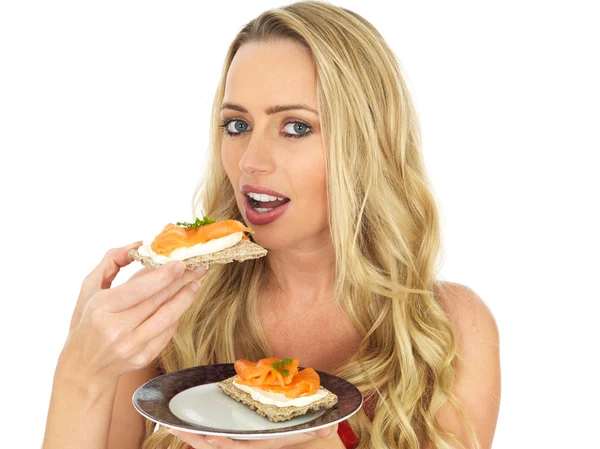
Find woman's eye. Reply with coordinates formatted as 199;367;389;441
220;119;250;136
282;121;312;139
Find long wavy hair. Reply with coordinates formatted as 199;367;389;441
142;2;479;448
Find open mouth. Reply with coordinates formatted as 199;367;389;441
246;192;291;213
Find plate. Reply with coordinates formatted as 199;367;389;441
132;363;363;440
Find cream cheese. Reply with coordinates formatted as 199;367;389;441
232;379;328;408
137;232;244;264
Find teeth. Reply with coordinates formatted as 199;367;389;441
247;192;284;201
255;207;274;213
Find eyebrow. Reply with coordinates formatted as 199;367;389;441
220;103;318;116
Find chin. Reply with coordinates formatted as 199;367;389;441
253;225;330;251
249;232;293;251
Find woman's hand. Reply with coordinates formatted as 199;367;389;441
58;240;209;386
167;423;341;449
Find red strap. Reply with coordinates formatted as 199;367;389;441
337;420;360;449
337;392;377;447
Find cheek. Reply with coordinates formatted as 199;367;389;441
315;154;328;221
221;146;239;181
317;163;328;218
293;151;327;212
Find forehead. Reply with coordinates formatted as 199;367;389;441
223;40;317;108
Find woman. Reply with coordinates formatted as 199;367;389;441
43;2;500;449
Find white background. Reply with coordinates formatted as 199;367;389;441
1;1;598;447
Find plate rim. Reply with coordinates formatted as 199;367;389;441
132;363;363;439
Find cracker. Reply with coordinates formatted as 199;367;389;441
128;239;267;269
216;375;338;423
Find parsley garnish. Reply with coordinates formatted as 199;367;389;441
272;358;292;377
176;211;216;229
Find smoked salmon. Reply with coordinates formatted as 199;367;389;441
257;367;321;398
233;357;321;399
150;219;253;256
234;358;300;387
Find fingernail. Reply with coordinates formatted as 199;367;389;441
205;437;217;447
190;281;200;292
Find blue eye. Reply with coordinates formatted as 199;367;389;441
282;121;312;139
218;119;312;139
219;119;250;136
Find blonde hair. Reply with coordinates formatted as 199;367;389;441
142;2;479;448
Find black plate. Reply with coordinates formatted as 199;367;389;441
132;363;363;439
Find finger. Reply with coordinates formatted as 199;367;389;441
104;259;187;312
313;423;338;438
84;241;143;294
72;241;143;331
203;435;239;448
119;265;208;329
129;279;200;345
132;320;179;369
168;429;216;448
205;434;307;448
129;266;152;281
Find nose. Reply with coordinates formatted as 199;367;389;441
239;129;276;176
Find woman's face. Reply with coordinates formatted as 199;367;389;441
220;40;328;250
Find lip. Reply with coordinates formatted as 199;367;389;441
241;184;289;199
243;194;291;226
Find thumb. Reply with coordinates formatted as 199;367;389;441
86;240;143;292
71;240;143;331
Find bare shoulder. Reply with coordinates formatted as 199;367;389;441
435;281;499;347
431;281;501;449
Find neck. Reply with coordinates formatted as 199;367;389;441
263;233;336;308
